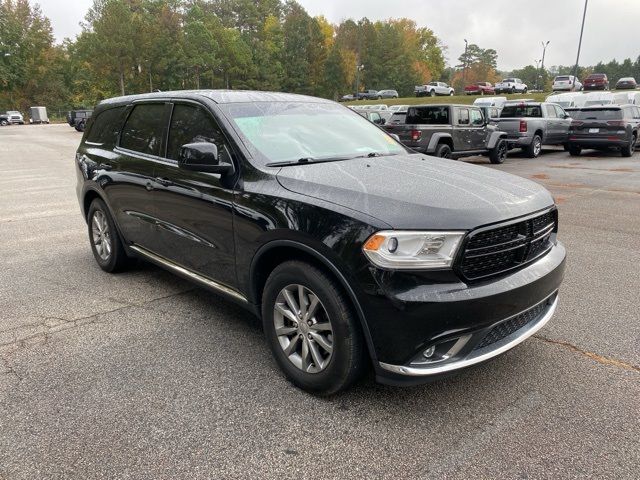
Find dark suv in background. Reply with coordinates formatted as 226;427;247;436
76;90;565;395
568;105;639;157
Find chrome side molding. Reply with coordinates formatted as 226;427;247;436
129;245;248;304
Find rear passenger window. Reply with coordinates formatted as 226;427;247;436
167;104;226;161
86;107;125;146
120;104;166;156
458;109;469;125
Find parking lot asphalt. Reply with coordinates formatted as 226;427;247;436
1;124;639;479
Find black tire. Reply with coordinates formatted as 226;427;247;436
568;145;582;156
621;135;636;157
526;134;542;158
435;143;452;158
429;89;436;97
261;261;367;395
489;139;508;164
87;198;132;273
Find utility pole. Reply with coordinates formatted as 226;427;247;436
462;39;469;84
573;0;589;79
540;41;550;91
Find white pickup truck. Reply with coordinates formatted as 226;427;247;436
494;78;528;94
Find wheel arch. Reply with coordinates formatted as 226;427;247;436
249;240;379;365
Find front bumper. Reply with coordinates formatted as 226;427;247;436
359;242;566;385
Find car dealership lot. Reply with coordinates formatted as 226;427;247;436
1;124;639;478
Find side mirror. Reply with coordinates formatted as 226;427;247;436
178;142;234;174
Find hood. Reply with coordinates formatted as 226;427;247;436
276;154;554;230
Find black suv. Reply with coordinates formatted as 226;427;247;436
568;105;639;157
383;104;509;163
76;90;566;394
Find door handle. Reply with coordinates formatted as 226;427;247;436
155;177;173;187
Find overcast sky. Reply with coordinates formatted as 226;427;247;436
36;0;640;71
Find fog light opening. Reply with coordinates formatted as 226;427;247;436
423;345;436;358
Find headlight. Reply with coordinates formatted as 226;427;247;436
362;231;465;270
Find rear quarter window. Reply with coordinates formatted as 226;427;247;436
85;107;126;146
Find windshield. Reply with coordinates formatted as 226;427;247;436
572;109;622;120
221;102;405;165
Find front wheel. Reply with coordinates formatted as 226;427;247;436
526;135;542;158
489;139;508;164
261;261;367;395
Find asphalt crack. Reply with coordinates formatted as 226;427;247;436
534;335;640;373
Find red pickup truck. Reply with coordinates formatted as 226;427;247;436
464;82;495;95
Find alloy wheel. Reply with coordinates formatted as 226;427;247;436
273;284;334;373
91;210;112;261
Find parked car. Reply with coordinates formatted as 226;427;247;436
339;94;355;102
1;110;25;125
415;82;454;97
552;75;583;92
68;110;93;131
493;101;571;157
388;104;409;112
382;104;509;163
377;89;399;99
473;96;508;109
545;92;587;109
583;73;609;90
494;78;528;94
464;82;495;95
356;110;386;125
357;90;380;100
567;105;639;157
75;90;565;394
29;106;49;124
582;91;614;106
615;77;637;90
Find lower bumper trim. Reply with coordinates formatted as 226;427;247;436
378;294;558;376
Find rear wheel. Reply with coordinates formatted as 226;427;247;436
569;145;582;156
526;135;542;158
489;139;508;164
435;143;452;158
261;261;366;395
87;198;132;272
621;135;636;157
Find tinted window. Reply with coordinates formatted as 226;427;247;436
86;107;126;146
571;109;623;120
167;104;225;161
500;105;542;118
120;104;166;156
406;106;450;125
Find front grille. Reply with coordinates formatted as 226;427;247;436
458;210;556;281
473;299;549;351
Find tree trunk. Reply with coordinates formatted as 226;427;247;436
119;69;125;96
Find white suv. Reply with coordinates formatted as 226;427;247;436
552;75;583;92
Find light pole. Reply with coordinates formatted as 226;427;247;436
573;0;589;80
462;39;469;84
355;63;364;98
540;41;550;91
534;59;541;90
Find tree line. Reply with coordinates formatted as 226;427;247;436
0;0;445;113
2;0;640;115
